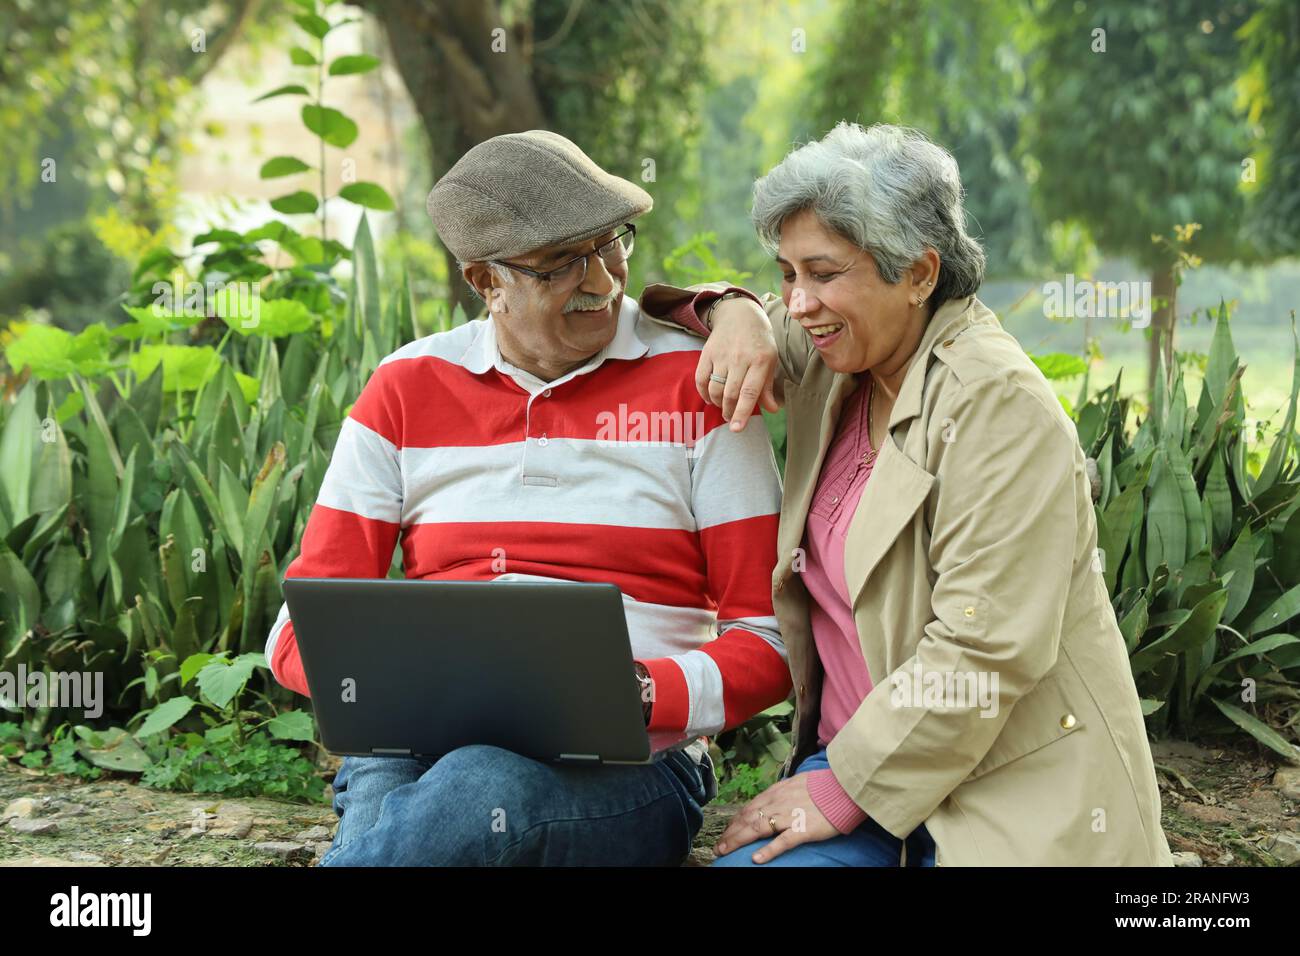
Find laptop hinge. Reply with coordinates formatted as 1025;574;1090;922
559;753;601;762
371;747;412;755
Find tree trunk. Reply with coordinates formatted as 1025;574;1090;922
1148;265;1177;396
354;0;549;319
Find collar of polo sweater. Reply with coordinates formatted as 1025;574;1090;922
459;294;651;394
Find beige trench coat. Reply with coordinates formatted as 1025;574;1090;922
641;284;1173;866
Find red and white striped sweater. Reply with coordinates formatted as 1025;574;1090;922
265;295;790;741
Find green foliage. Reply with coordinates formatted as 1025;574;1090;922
0;200;409;799
252;1;392;238
139;727;325;801
1238;0;1300;256
0;222;131;333
1025;0;1254;269
711;701;792;802
1076;301;1300;757
805;0;1050;276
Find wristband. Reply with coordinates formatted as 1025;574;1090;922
704;290;750;330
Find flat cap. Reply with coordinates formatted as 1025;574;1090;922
426;130;652;263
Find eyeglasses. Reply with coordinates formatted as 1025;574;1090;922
491;224;635;291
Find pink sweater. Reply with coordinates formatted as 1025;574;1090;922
672;290;875;834
799;373;876;834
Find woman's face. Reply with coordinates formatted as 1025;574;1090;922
776;209;931;378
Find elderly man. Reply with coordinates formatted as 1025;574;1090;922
263;130;790;866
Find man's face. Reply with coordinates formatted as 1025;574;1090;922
464;229;628;379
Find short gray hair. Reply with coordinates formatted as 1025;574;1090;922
751;122;985;304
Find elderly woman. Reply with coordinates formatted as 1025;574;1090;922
641;122;1172;866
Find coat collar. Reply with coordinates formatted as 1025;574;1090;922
886;294;980;430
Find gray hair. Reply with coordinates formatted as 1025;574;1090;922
751;122;985;305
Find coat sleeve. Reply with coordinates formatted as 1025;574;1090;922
638;283;816;390
825;369;1084;838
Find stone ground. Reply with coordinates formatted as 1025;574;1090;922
1;738;1297;867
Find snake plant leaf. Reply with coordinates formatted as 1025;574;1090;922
1203;447;1233;552
1130;588;1227;676
1210;698;1300;762
1118;594;1149;654
1216;526;1257;625
1247;582;1300;637
1169;443;1206;558
1194;632;1299;700
216;460;249;559
1253;319;1298;498
1146;444;1187;579
1276;508;1300;587
241;443;286;578
0;543;40;657
1099;449;1152;592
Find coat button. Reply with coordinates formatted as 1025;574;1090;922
543;388;552;397
1060;713;1077;729
798;683;807;698
942;338;955;348
963;606;975;617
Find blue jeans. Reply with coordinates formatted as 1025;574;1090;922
711;747;936;867
318;744;714;866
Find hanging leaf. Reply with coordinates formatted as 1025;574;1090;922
294;12;331;38
252;84;311;103
260;156;312;179
270;191;319;215
338;181;395;210
329;54;380;76
302;104;358;148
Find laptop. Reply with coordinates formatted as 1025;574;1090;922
281;578;694;764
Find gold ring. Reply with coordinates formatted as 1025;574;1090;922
768;814;780;835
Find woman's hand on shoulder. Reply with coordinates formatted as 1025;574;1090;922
694;297;782;431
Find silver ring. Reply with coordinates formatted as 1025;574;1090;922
709;373;728;385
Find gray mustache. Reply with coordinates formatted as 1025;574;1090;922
563;281;623;313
